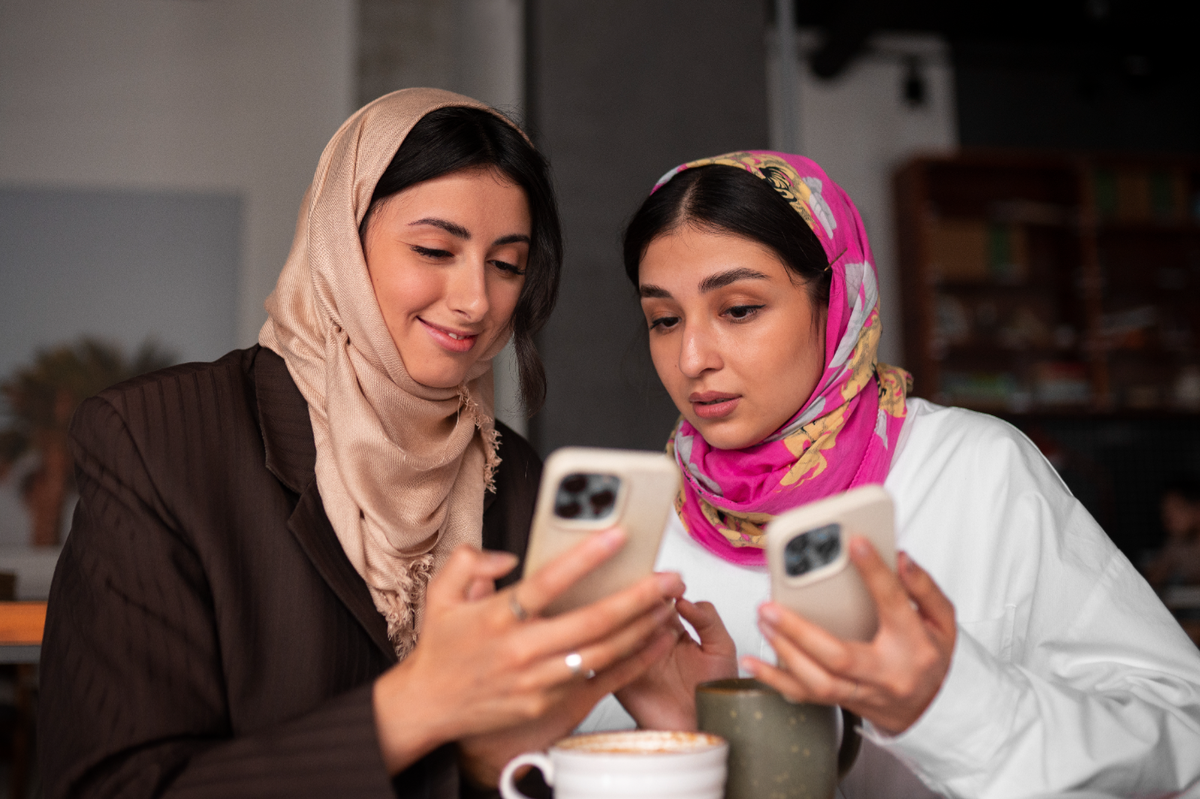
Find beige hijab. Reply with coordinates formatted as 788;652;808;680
259;88;516;659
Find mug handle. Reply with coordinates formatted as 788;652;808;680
499;752;555;799
837;709;863;778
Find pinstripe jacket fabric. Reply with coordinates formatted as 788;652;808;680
37;345;541;798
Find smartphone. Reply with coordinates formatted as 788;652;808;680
522;447;679;616
766;485;897;642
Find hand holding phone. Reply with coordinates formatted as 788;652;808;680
522;447;679;616
766;485;897;641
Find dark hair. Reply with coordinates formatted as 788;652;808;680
622;165;831;308
361;105;562;415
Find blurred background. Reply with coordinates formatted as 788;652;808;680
1;0;1199;791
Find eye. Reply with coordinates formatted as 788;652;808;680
411;245;452;259
725;304;764;321
490;259;526;277
648;315;680;332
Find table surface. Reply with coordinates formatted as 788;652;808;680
0;600;46;664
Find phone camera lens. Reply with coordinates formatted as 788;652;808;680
784;523;841;577
589;489;615;515
555;500;583;519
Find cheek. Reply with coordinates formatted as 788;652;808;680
372;262;440;323
648;335;681;391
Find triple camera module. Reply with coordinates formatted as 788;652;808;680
783;522;842;577
553;473;621;522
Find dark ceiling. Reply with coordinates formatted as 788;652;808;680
790;0;1198;81
785;0;1200;153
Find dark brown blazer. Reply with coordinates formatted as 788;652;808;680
38;346;541;798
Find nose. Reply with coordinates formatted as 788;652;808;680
678;321;722;378
445;257;489;322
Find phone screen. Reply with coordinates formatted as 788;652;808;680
784;523;842;577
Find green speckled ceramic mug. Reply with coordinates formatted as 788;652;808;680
696;678;860;799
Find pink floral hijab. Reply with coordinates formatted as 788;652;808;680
654;151;911;566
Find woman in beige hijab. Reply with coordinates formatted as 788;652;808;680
39;88;684;798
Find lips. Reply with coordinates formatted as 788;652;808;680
689;391;740;420
419;318;479;353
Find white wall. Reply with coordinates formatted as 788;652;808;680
0;0;357;346
0;0;356;553
769;31;958;369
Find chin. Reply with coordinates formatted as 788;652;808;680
687;419;758;451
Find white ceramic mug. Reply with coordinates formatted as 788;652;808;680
498;729;728;799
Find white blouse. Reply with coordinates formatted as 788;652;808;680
579;398;1200;798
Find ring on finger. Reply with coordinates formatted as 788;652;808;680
565;651;596;680
508;589;530;623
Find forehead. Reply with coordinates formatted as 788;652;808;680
381;167;529;219
639;226;791;286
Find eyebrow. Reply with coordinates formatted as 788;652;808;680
698;267;769;292
641;267;770;299
408;217;530;246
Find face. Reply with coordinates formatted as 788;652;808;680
639;226;827;450
363;167;530;388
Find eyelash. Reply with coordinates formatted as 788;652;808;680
411;245;526;277
647;304;764;332
725;304;764;321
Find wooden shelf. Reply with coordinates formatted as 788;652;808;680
895;150;1200;417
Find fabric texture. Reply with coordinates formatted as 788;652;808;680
259;88;518;657
654;152;910;566
581;399;1200;797
38;346;543;798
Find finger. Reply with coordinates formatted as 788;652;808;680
517;528;627;615
847;536;917;629
759;616;854;704
591;627;679;696
465;575;497;602
517;601;676;690
740;656;818;705
677;599;735;654
526;571;684;658
897;552;956;638
758;602;859;679
427;546;518;607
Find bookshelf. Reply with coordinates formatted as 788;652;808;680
894;151;1200;416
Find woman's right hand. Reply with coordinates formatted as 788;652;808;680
372;527;685;778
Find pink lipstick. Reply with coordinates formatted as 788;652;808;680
690;391;740;419
420;318;478;353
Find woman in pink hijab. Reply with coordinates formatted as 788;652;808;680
607;151;1200;798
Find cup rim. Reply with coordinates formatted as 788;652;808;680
695;677;781;696
551;729;727;756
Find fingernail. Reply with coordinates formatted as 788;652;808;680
758;618;777;640
598;527;626;551
656;572;682;593
759;603;781;624
900;552;917;574
739;656;757;674
850;537;870;557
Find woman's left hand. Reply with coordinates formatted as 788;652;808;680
743;537;956;736
615;598;739;730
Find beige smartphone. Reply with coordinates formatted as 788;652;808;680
522;446;679;616
766;485;897;642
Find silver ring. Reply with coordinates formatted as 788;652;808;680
508;590;530;622
564;652;595;679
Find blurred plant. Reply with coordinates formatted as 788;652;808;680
0;337;175;547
